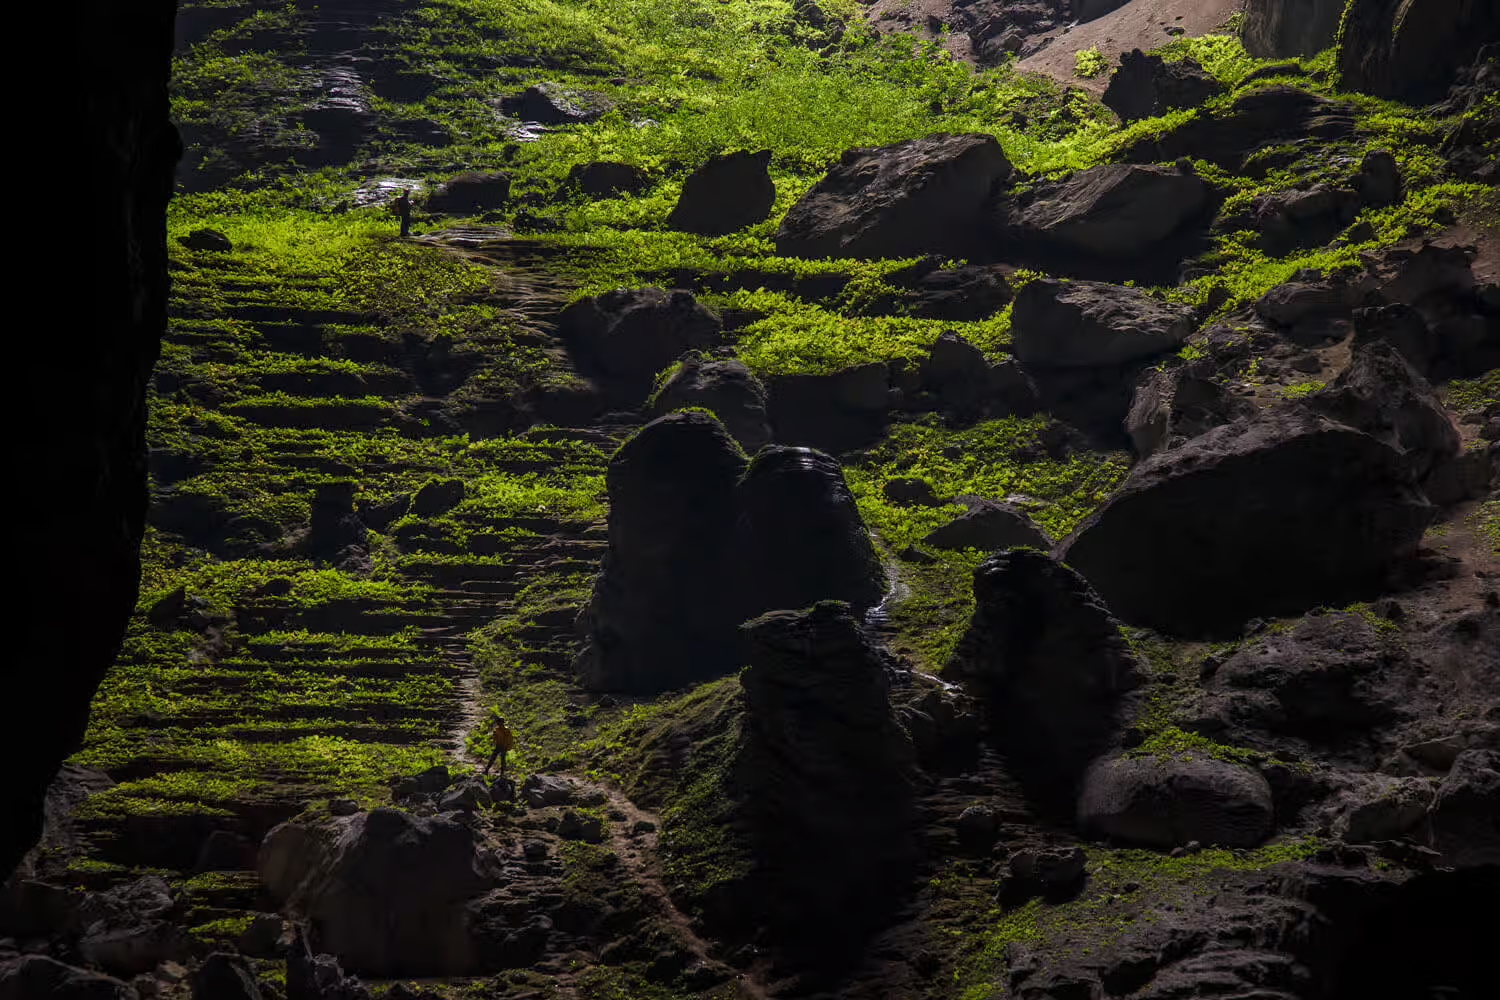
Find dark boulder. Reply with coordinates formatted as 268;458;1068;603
921;500;1049;552
1354;149;1403;208
735;602;916;961
502;83;610;124
734;446;886;619
575;412;747;693
1119;86;1358;170
179;228;232;253
648;353;771;453
1103;50;1225;122
775;133;1012;260
918;332;1037;419
1125;364;1254;457
1253;279;1354;336
1077;755;1275;849
882;476;941;507
1429;749;1500;868
947;549;1144;809
191;952;263;1000
1241;0;1346;58
258;808;500;977
1001;163;1209;260
74;877;184;976
556;288;722;404
667;150;776;235
1245;185;1363;255
875;259;1013;320
410;477;466;518
566;160;649;198
426;172;511;214
1305;340;1461;480
763;363;894;453
285;923;372;1000
1338;0;1500;104
1057;407;1433;636
305;482;368;558
1194;612;1408;748
1011;279;1195;369
0;956;136;1000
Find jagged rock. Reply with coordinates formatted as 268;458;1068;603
918;332;1036;419
948;549;1144;808
876;259;1013;320
179;228;232;253
425;172;511;214
1077;755;1275;849
575;412;746;692
191;952;262;1000
285;924;372;1000
0;955;137;999
556;288;722;404
1103;50;1224;122
882;477;941;507
502;83;610;124
1057;407;1433;636
1366;241;1477;308
1324;775;1435;844
735;602;916;958
897;680;982;770
1241;0;1345;58
734;446;886;619
145;586;188;628
521;774;577;808
557;810;605;843
236;914;289;959
1429;749;1500;868
259;809;500;977
668;150;776;235
1125;364;1253;457
566;160;649;198
1119;86;1357;170
1352;302;1434;371
356;493;410;532
1002;163;1209;260
921;500;1048;552
1011;278;1195;369
1000;847;1088;902
1338;0;1500;104
1253;279;1354;344
1305;340;1461;480
439;778;492;813
389;765;451;800
1246;185;1363;255
775;133;1012;260
410;478;464;517
75;877;184;977
648;354;771;453
1195;612;1408;747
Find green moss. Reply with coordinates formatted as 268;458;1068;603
1074;47;1109;79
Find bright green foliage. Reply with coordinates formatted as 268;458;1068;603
1074;47;1109;79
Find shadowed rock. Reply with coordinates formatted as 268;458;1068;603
735;602;916;965
775;133;1012;260
648;353;772;453
1119;86;1357;170
575;412;747;693
1103;50;1224;122
1001;163;1209;259
1077;755;1275;850
0;955;136;999
566;160;649;198
922;500;1049;552
1429;749;1500;868
668;150;776;235
1058;407;1433;637
947;549;1144;811
1125;364;1254;458
1338;0;1500;104
556;288;723;405
734;447;885;620
1011;279;1195;369
502;83;610;124
426;172;511;213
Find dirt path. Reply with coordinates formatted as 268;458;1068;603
1016;0;1245;92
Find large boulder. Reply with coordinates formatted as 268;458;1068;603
501;82;610;124
566;160;649;198
575;412;747;693
1077;755;1275;849
764;363;895;453
735;602;916;959
1429;749;1500;868
917;332;1038;419
1338;0;1500;104
921;500;1049;552
1125;364;1254;458
648;353;772;453
873;258;1013;321
425;172;511;214
1057;407;1433;636
1011;279;1196;369
775;134;1012;260
556;288;722;404
258;809;499;977
0;956;136;1000
74;877;185;977
668;150;776;235
1120;86;1358;170
734;446;886;619
1103;51;1225;122
1305;340;1461;480
1002;164;1209;260
947;549;1144;808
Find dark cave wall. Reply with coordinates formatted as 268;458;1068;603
5;2;180;877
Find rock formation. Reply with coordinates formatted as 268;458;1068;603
1103;50;1224;122
648;353;772;453
668;150;777;235
556;288;724;405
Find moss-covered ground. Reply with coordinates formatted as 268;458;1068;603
49;0;1500;992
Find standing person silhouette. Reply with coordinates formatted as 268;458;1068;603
393;188;412;238
483;714;515;776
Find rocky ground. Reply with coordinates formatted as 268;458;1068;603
3;1;1499;999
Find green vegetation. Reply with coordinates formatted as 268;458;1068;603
1074;47;1109;79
